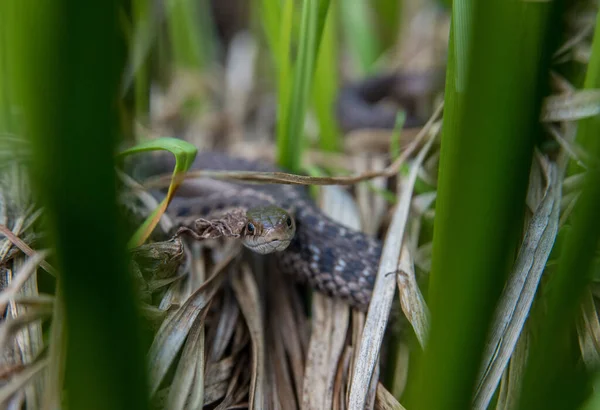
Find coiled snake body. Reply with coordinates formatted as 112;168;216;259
139;152;383;312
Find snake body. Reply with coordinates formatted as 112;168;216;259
137;152;383;311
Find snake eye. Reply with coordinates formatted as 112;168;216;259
246;222;255;234
286;217;293;228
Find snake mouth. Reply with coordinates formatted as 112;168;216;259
243;239;292;255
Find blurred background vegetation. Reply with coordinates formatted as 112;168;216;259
1;0;600;409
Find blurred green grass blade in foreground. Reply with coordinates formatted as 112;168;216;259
8;1;150;409
410;0;563;408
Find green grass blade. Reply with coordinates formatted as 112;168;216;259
8;1;150;409
259;0;282;64
166;0;214;69
277;0;331;171
314;0;332;52
582;8;600;91
569;6;600;175
132;0;151;118
313;2;341;152
410;0;561;408
119;137;198;247
0;6;12;133
279;0;316;171
339;0;380;74
372;0;402;52
275;0;294;165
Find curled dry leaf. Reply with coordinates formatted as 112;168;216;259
174;209;248;241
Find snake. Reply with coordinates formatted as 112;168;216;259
133;151;383;312
131;71;444;310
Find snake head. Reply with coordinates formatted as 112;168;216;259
242;205;296;254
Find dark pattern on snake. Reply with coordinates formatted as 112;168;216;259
134;152;383;311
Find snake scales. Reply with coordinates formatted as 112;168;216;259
134;151;383;312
